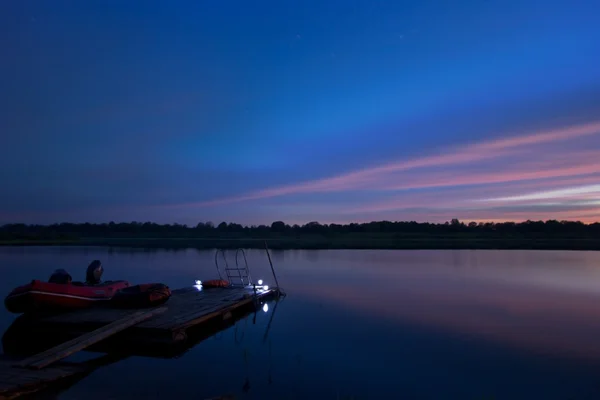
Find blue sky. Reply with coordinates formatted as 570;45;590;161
2;0;600;225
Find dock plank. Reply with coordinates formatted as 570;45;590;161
174;296;257;331
148;289;258;330
15;307;167;369
165;295;253;328
0;359;85;399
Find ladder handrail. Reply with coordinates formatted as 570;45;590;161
214;249;228;281
212;245;283;291
214;248;253;286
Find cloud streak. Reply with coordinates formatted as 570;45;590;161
481;184;600;203
166;120;600;213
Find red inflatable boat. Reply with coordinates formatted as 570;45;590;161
4;279;130;314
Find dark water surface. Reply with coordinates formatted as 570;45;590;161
3;247;600;399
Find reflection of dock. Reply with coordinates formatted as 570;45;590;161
1;247;285;399
0;357;85;399
0;352;127;400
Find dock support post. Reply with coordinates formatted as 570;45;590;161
264;240;281;292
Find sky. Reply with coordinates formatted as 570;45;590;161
1;0;600;226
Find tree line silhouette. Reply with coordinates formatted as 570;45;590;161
1;219;598;242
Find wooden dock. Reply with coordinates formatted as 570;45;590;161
4;285;281;356
1;245;284;398
1;285;282;398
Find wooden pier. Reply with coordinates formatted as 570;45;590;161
3;285;281;355
1;246;284;398
1;285;282;399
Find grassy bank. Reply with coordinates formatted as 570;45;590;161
2;236;600;250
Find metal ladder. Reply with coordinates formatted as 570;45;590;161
215;248;253;286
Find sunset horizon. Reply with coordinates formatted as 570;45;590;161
3;1;600;226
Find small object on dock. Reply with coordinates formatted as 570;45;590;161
110;283;171;309
14;307;167;370
202;279;230;288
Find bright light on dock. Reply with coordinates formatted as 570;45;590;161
263;285;269;291
263;303;269;312
193;284;203;291
195;280;202;285
258;279;263;285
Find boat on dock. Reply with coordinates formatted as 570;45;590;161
3;260;175;314
4;279;131;314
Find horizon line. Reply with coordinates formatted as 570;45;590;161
1;218;597;228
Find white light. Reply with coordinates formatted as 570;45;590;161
195;280;202;285
263;285;269;291
258;279;263;285
263;303;269;312
193;284;203;291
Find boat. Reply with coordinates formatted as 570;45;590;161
4;260;129;314
4;279;130;314
109;283;172;309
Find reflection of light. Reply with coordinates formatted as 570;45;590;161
195;280;202;285
258;279;263;285
263;303;269;312
193;284;203;291
263;285;269;291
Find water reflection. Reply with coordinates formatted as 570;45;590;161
297;282;600;361
4;247;600;399
278;249;600;363
16;353;130;400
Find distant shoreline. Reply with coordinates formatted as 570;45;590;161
2;236;600;251
2;220;600;250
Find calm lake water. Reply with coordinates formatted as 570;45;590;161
3;247;600;399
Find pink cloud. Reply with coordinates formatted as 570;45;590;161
467;120;600;151
340;171;600;214
383;154;600;195
165;120;600;209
